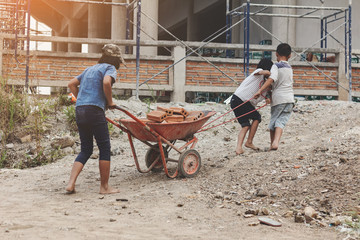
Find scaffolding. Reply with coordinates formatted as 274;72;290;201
226;0;353;101
1;0;355;101
0;0;31;89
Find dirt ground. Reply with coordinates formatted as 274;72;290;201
0;98;360;240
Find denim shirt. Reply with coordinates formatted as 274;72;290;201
75;63;117;111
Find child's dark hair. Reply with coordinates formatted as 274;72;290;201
276;43;291;57
257;58;273;71
98;55;121;70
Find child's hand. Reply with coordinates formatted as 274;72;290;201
254;90;261;99
266;98;271;105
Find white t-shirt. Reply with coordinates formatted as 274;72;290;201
234;68;268;107
269;61;294;106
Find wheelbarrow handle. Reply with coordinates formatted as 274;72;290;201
109;105;148;128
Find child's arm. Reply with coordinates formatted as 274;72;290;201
254;77;274;99
254;70;271;77
68;77;80;98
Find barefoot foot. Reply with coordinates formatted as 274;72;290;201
235;148;244;155
65;183;76;194
270;143;278;151
245;143;260;151
100;186;120;194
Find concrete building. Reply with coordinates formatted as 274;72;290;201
1;0;358;102
28;0;357;53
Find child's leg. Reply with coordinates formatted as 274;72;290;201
270;127;283;150
245;120;260;150
236;126;250;154
66;161;84;193
99;160;120;194
270;129;275;148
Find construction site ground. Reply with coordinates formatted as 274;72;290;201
0;98;360;240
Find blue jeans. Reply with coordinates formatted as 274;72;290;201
75;105;110;165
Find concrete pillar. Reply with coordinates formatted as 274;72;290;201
337;48;349;101
112;0;127;53
88;1;107;53
68;19;82;52
171;46;186;102
51;30;57;51
134;0;159;56
187;0;198;41
272;0;296;47
54;31;68;52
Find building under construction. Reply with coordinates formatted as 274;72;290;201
0;0;359;102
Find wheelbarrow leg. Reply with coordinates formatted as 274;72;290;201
127;132;152;173
158;137;178;178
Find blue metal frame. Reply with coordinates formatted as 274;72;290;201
135;0;141;99
230;1;352;101
243;0;250;77
348;3;352;101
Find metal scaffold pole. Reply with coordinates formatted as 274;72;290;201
245;0;250;76
135;0;141;100
225;0;232;58
25;0;31;91
348;0;352;101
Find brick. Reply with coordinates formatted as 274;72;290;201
147;111;167;122
188;111;204;119
166;115;184;123
170;107;186;115
184;116;197;121
157;106;173;116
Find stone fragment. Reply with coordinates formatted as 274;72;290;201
245;209;259;215
260;207;270;216
51;136;75;149
283;211;294;218
294;213;305;223
5;143;14;149
215;192;224;199
20;135;32;143
248;221;259;226
256;188;268;197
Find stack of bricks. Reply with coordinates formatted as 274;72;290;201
146;107;204;123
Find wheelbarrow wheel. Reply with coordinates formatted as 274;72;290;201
178;149;201;178
145;144;168;172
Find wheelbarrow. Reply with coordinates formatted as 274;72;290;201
106;106;216;178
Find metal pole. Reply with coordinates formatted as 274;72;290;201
25;0;31;91
345;9;348;76
135;0;141;100
243;3;246;74
225;0;231;57
348;0;352;101
320;18;323;61
245;0;250;76
126;6;130;54
324;17;327;61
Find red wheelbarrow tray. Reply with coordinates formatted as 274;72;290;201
119;110;216;142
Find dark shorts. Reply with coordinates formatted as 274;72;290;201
75;105;110;165
230;95;261;128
